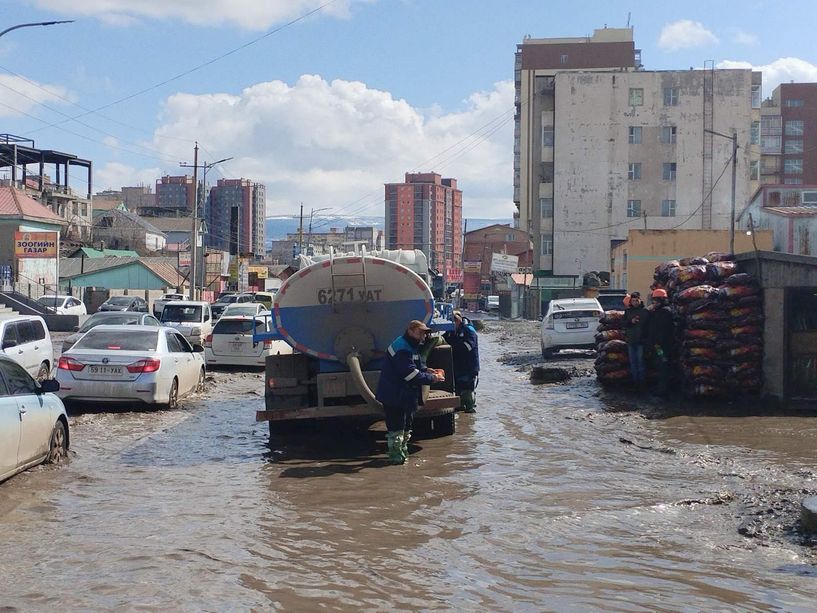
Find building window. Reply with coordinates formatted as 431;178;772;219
661;199;676;217
627;199;641;217
784;178;803;185
628;126;642;144
751;121;760;145
539;198;553;218
541;238;553;255
751;84;762;109
628;88;644;106
628;163;642;181
660;125;677;144
803;191;817;204
663;87;679;106
750;160;760;181
785;120;804;136
542;125;554;147
762;135;782;154
662;162;677;181
784;158;803;174
785;139;804;153
560;54;568;65
785;99;805;107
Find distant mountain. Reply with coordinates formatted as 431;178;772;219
265;216;514;244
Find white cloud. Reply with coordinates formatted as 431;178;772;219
658;20;719;52
717;57;817;96
95;161;162;191
143;75;515;218
0;74;73;117
30;0;358;30
730;29;758;46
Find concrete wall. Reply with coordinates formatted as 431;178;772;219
612;229;774;292
551;69;758;277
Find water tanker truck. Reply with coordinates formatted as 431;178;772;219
254;251;460;437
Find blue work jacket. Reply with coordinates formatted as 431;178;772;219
376;333;436;410
444;318;480;380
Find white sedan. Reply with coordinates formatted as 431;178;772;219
221;302;268;318
205;315;292;367
55;325;206;410
0;355;69;483
36;295;87;316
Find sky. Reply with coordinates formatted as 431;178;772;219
2;0;817;222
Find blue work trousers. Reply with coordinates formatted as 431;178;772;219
628;343;646;384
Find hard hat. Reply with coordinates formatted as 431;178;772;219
623;294;631;308
651;288;668;299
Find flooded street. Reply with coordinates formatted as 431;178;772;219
1;321;815;611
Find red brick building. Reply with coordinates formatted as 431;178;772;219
462;224;532;299
385;172;462;282
761;83;817;185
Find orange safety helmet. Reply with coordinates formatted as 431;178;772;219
651;288;668;299
623;293;631;308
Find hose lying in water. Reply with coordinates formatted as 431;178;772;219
346;352;383;410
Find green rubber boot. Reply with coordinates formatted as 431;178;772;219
461;390;476;413
401;429;412;457
386;431;406;465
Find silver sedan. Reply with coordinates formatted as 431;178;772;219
55;325;206;410
0;355;69;483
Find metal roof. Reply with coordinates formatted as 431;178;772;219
60;256;183;287
764;206;817;217
0;186;66;224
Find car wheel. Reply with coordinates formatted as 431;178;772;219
541;344;556;359
36;361;50;382
164;378;179;410
46;420;68;463
196;368;206;392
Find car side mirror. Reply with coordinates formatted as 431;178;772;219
2;340;17;349
192;343;204;353
38;379;60;393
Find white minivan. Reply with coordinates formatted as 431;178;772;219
540;298;604;358
159;300;213;345
0;316;54;380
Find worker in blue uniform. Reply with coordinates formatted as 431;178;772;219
444;310;480;413
376;320;445;464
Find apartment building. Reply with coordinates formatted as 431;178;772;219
207;179;266;257
761;83;817;185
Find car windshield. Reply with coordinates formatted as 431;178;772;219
216;295;239;304
107;296;134;305
164;294;184;300
161;305;202;322
37;296;64;307
598;295;627;311
74;329;159;351
79;314;141;332
224;306;260;316
213;319;265;335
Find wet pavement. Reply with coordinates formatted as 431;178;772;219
1;321;815;610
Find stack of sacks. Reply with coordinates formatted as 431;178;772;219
654;254;763;397
594;310;629;383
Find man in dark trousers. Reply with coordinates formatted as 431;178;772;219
376;320;445;465
444;310;480;413
623;291;649;389
646;288;676;396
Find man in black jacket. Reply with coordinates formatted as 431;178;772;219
646;288;676;396
623;292;648;388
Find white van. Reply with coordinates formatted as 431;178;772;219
0;316;54;380
159;300;213;345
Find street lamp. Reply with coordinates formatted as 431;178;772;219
0;20;74;39
704;128;739;255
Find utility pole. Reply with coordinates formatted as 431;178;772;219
298;203;304;255
190;143;199;299
730;130;738;255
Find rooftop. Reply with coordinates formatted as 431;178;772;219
0;186;67;225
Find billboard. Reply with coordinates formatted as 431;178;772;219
463;261;482;273
14;232;58;258
490;252;518;274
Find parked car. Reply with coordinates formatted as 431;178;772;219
36;295;87;316
62;312;161;353
0;355;68;483
540;297;604;358
0;316;53;380
153;292;186;317
251;291;277;310
486;295;500;312
205;315;292;367
98;295;149;313
211;293;254;319
221;302;269;318
56;325;206;409
596;290;628;312
159;300;213;345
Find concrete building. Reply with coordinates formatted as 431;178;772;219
140;175;196;217
462;224;532;307
611;229;773;293
207;179;266;257
384;172;462;282
760;83;817;185
122;185;156;211
738;184;817;255
514;29;761;281
93;209;167;253
735;251;817;404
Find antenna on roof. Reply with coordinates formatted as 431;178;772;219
627;12;631;28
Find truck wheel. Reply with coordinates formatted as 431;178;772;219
268;420;305;437
413;411;455;439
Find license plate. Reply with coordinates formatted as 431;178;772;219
230;342;244;351
565;322;589;329
89;365;123;376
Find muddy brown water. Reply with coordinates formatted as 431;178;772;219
1;322;815;610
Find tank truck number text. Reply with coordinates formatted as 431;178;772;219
317;286;384;304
